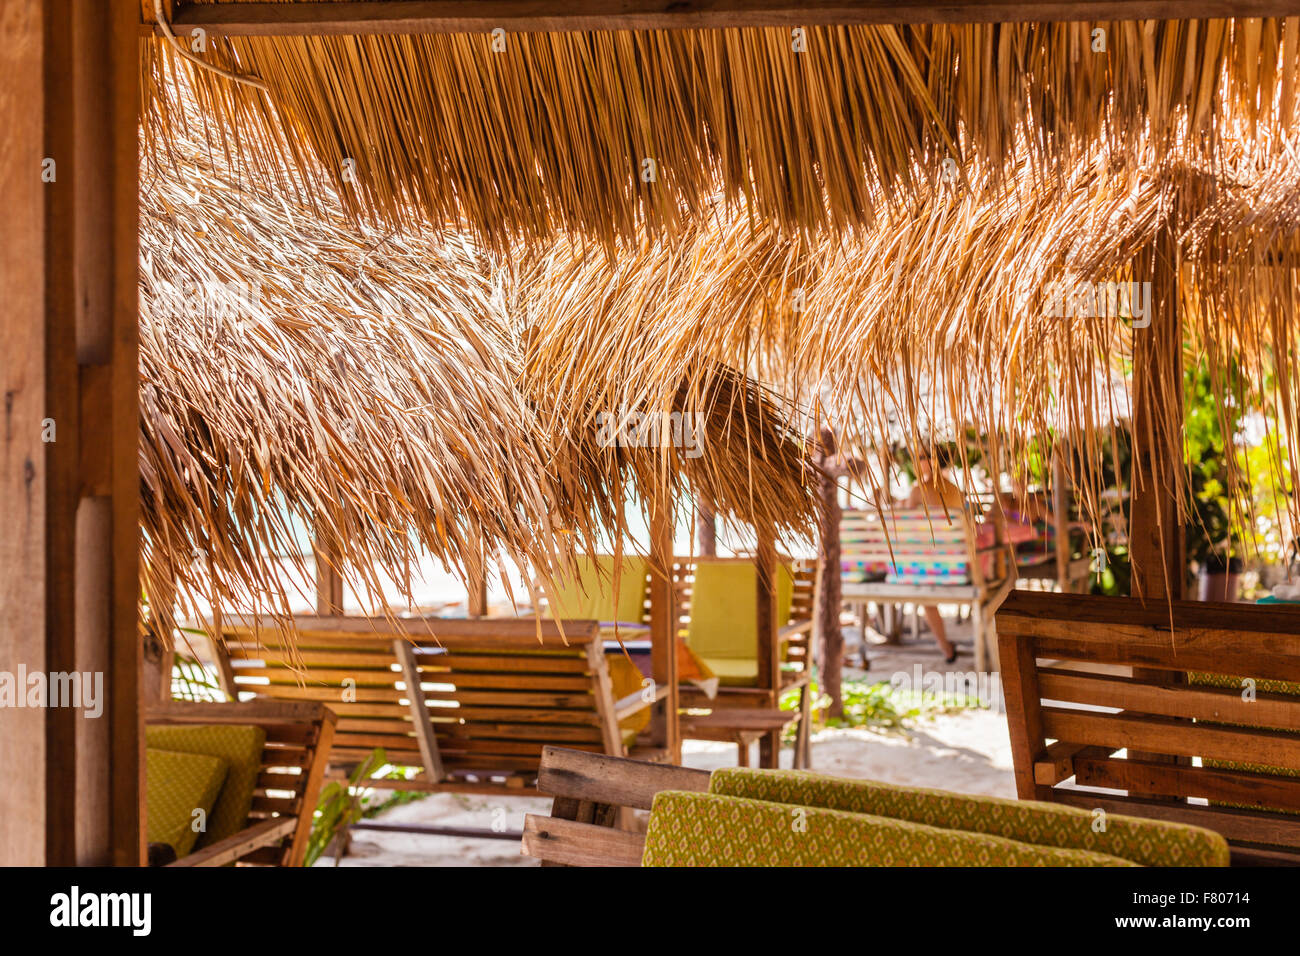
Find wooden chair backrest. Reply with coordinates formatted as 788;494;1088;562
997;590;1300;864
215;616;618;788
672;556;816;662
144;699;337;866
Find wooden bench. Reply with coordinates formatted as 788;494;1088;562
213;616;665;802
841;506;1013;671
145;699;337;867
997;590;1300;866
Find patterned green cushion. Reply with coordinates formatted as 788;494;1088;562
146;724;267;846
1188;671;1300;816
641;791;1138;866
145;748;229;858
709;768;1229;867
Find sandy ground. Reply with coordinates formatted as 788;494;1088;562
320;610;1016;867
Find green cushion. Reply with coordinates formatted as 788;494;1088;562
709;768;1230;867
145;748;229;858
641;791;1138;866
699;657;760;686
685;561;794;663
545;555;649;623
146;724;267;846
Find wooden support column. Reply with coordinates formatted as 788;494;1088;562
647;502;679;762
755;529;781;767
1;0;141;865
814;428;845;713
1129;225;1185;603
1051;445;1073;592
695;498;717;557
1127;222;1186;797
466;529;488;618
313;519;344;615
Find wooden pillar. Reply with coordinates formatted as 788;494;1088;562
313;518;344;615
466;530;488;618
647;502;680;762
755;529;781;767
695;498;717;557
814;433;845;713
1129;225;1185;602
1051;445;1073;593
1;0;141;865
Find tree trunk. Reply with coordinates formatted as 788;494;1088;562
814;453;845;718
696;499;717;557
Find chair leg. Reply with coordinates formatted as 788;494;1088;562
796;685;813;770
972;601;986;673
737;736;750;768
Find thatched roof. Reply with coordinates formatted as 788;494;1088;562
142;16;1300;247
515;126;1300;536
139;119;820;626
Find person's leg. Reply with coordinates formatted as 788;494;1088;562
923;605;956;662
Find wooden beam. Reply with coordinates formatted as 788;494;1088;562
755;528;781;767
391;639;445;782
1;0;140;866
312;519;344;615
155;1;1300;37
647;502;679;762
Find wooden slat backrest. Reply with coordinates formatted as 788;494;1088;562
145;699;337;866
216;616;614;787
996;590;1300;861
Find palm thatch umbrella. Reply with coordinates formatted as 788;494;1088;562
139;110;821;636
140;17;1300;247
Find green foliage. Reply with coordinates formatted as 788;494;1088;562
782;676;980;734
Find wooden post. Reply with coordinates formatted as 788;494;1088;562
1129;225;1185;602
755;529;781;767
647;502;680;762
313;519;344;615
1051;445;1073;592
814;431;845;713
467;529;488;618
1;0;141;865
1126;222;1186;797
695;498;717;557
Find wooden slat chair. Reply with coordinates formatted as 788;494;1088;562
673;557;816;768
841;506;1013;671
997;590;1300;866
214;616;665;800
538;554;652;626
145;699;337;867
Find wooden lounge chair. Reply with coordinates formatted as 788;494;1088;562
145;699;337;867
997;590;1300;866
521;745;1228;866
673;557;816;768
212;616;666;804
841;506;1013;671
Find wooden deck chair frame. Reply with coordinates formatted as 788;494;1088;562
521;745;710;866
841;503;1014;671
997;590;1300;866
209;616;666;839
145;699;337;867
673;556;816;769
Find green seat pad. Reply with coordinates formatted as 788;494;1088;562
699;657;759;687
686;562;795;672
641;791;1138;867
709;768;1229;867
545;555;649;623
146;724;267;846
145;748;229;858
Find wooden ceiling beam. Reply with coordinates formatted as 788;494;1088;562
151;1;1300;37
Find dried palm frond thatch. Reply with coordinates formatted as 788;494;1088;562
139;121;821;634
141;16;1300;247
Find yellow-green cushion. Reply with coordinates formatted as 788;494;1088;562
146;724;267;846
699;657;759;687
641;791;1138;866
145;748;229;858
709;768;1229;867
546;555;649;623
685;561;794;664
